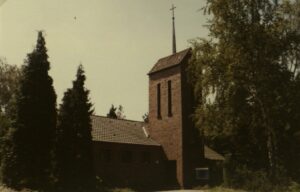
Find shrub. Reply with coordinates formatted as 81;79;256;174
223;164;294;192
288;182;300;192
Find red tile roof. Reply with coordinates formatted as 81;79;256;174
91;115;160;146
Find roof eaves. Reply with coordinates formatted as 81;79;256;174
91;115;145;124
147;63;181;76
204;145;225;161
93;140;161;147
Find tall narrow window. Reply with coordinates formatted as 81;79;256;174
157;83;161;118
168;80;172;116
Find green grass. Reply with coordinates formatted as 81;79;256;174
205;183;300;192
108;188;136;192
1;184;299;192
0;185;17;192
207;187;247;192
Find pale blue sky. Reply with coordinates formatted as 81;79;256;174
0;0;208;120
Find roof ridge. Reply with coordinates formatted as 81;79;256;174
157;48;191;61
92;115;145;124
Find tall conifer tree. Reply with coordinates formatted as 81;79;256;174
1;31;57;189
55;65;95;191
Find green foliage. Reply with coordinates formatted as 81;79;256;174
207;181;300;192
107;105;117;119
0;114;14;182
222;155;289;191
55;65;96;191
288;182;300;192
107;105;125;119
0;185;18;192
1;31;57;190
0;58;21;115
116;105;125;120
229;166;280;192
142;112;149;123
189;0;300;187
0;59;21;181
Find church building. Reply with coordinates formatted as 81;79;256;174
91;6;224;189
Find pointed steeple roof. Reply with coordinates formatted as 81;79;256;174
170;4;177;54
148;48;191;75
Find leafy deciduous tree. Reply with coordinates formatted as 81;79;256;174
116;105;126;120
0;59;21;184
0;58;21;117
189;0;300;186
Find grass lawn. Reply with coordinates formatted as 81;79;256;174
0;185;17;192
206;187;247;192
2;185;299;192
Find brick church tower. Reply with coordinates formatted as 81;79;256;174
90;5;224;188
147;48;204;188
146;5;205;188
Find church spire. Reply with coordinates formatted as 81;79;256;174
170;4;176;54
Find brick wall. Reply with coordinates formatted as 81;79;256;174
148;56;204;188
93;141;166;188
148;65;185;187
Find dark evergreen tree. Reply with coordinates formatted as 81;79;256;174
1;31;57;189
107;104;117;119
55;65;95;192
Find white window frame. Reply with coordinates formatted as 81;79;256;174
195;167;209;180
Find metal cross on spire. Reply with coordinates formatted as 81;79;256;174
170;4;177;54
170;4;176;18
